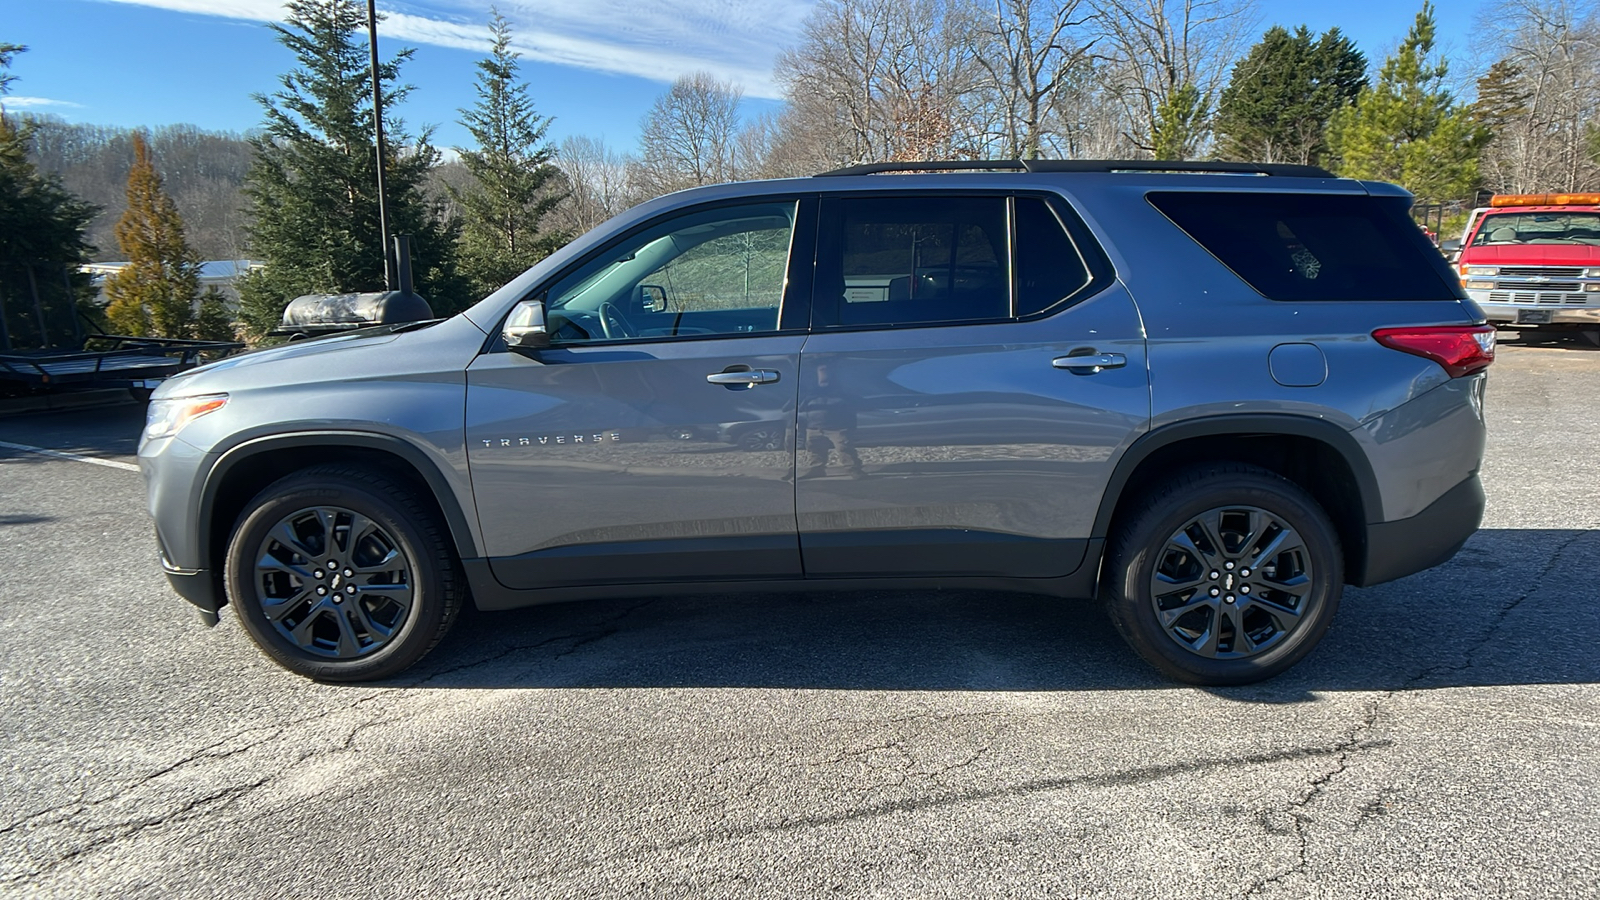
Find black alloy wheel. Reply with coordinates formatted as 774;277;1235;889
1104;464;1343;685
225;465;462;681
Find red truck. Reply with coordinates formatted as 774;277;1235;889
1455;193;1600;342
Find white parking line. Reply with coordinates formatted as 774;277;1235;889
0;440;140;472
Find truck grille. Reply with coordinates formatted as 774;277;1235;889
1495;281;1579;292
1496;266;1583;278
1488;291;1591;306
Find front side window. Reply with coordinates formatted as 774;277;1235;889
542;201;797;344
817;196;1010;327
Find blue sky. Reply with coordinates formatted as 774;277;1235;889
4;0;1485;153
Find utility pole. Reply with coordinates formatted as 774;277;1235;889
367;0;394;291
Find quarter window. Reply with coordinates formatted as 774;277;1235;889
1014;196;1093;316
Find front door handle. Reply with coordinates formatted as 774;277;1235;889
706;369;781;387
1052;353;1127;374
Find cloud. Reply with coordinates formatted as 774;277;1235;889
92;0;810;99
1;96;85;109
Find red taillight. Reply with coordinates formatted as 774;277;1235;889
1372;325;1496;377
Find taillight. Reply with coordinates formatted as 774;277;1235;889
1372;325;1495;377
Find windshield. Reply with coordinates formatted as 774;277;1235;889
1471;212;1600;246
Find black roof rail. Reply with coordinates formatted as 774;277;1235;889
815;160;1027;177
815;159;1336;178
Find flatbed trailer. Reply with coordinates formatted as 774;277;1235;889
0;334;243;399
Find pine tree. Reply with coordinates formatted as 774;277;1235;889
0;44;97;350
1325;2;1488;203
1215;26;1366;166
238;0;462;337
103;133;203;337
452;10;567;300
1151;83;1204;162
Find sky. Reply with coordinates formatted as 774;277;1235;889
3;0;1487;153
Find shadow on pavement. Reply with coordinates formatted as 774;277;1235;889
1495;327;1600;351
402;528;1600;700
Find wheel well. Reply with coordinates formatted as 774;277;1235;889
1104;434;1368;582
205;445;460;602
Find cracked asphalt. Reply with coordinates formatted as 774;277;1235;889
2;331;1598;899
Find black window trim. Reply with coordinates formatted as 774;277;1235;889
481;194;819;354
810;188;1114;333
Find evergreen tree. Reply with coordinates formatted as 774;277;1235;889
1151;83;1204;162
104;133;202;337
1325;2;1488;203
238;0;462;337
1215;26;1366;166
452;10;567;300
0;44;97;350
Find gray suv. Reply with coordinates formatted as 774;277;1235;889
139;160;1493;686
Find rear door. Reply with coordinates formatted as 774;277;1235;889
466;198;815;588
796;192;1149;578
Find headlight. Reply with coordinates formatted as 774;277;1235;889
1465;280;1496;290
1466;267;1497;276
1586;283;1600;292
144;394;228;441
1587;268;1600;277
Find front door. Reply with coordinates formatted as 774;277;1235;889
466;199;812;589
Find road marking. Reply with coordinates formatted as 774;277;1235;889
0;440;141;472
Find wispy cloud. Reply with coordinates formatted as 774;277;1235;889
1;96;86;109
93;0;811;99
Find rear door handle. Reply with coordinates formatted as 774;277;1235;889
706;369;780;387
1052;353;1127;373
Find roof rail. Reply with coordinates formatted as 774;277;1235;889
815;159;1336;178
816;160;1028;177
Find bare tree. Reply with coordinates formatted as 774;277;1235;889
553;135;638;234
634;72;743;196
1089;0;1258;159
1473;0;1600;192
976;0;1098;159
774;0;992;167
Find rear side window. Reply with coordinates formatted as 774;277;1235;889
1148;192;1462;301
816;196;1010;327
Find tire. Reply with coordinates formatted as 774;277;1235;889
1103;464;1343;686
224;465;463;681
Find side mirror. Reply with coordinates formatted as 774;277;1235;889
1440;238;1460;254
503;299;551;353
638;284;667;312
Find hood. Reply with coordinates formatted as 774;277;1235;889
152;315;485;400
1461;244;1600;266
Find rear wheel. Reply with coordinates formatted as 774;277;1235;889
1103;464;1343;685
224;465;462;681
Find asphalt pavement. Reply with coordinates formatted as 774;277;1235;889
1;332;1597;899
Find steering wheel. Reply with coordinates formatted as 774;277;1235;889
597;301;635;339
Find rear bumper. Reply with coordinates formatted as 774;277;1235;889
1354;473;1484;587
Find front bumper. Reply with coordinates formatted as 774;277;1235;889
1354;474;1485;587
163;562;223;625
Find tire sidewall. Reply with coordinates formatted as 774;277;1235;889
225;477;446;682
1108;473;1343;685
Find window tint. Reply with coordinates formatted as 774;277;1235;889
1148;192;1461;301
818;197;1010;327
1014;197;1091;316
543;201;796;344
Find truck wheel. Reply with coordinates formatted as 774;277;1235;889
224;465;462;681
1103;464;1343;685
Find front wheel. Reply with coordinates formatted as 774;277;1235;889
1103;464;1343;685
224;465;463;681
